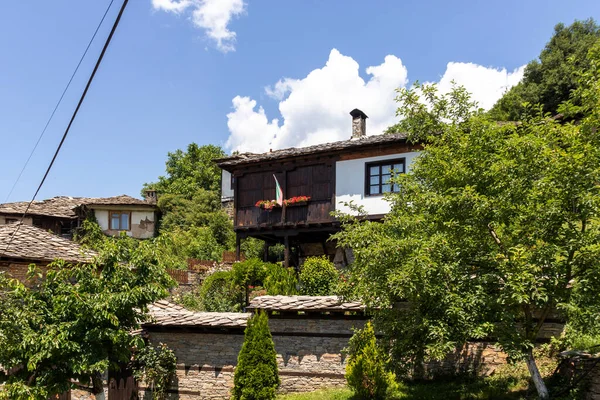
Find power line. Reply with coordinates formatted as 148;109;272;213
3;0;130;253
4;0;115;204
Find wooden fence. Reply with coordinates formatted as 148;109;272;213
108;376;138;400
166;269;189;284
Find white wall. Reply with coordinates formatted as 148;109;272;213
94;208;156;239
221;170;234;201
335;152;420;215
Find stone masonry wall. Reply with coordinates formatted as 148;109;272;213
145;317;368;399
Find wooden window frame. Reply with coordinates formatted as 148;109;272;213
364;158;406;197
109;211;132;231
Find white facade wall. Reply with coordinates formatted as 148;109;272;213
335;152;420;216
94;208;156;239
221;170;234;201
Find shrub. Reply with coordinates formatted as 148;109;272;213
346;322;399;400
132;343;177;400
233;311;280;399
299;256;339;296
198;271;243;312
264;263;298;295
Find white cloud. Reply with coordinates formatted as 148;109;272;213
435;62;525;110
225;50;526;153
152;0;246;52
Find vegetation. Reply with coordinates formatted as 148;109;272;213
132;343;177;400
233;311;280;400
299;256;340;296
346;322;399;399
195;270;243;312
335;41;600;399
489;19;600;121
0;239;175;399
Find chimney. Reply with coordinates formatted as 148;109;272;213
350;109;368;139
144;189;158;204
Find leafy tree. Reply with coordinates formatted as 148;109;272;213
489;19;600;121
142;143;226;199
263;264;298;296
299;256;339;296
346;322;398;400
336;71;600;398
0;239;175;399
232;259;269;307
232;311;279;400
132;343;176;400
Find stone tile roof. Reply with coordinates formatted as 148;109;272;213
145;300;251;328
247;295;365;312
215;132;409;169
0;223;96;263
0;195;155;219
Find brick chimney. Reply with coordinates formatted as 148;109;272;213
350;109;368;139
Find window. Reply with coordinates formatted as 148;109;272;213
109;211;130;231
365;159;405;196
5;218;18;224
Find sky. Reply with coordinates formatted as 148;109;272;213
0;1;598;202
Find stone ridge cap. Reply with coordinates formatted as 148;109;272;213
247;295;365;311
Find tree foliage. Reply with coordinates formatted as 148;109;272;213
336;51;600;398
142;143;226;199
299;256;339;296
232;311;279;400
0;240;175;399
346;322;398;400
489;19;600;121
132;343;177;400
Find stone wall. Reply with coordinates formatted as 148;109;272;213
144;316;368;399
0;261;48;286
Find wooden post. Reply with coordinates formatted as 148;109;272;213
284;236;290;268
235;235;241;261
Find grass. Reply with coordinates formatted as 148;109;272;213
277;357;572;400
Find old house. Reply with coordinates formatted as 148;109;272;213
0;193;158;239
216;109;421;267
0;223;95;282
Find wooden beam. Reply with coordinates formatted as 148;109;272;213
235;235;241;261
284;235;290;268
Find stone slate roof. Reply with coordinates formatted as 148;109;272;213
145;300;251;328
0;195;155;219
215;132;409;169
0;223;96;263
247;295;365;312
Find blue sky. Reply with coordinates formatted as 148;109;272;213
0;0;598;202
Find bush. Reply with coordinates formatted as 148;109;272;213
299;256;339;296
233;311;280;399
132;343;177;400
198;271;243;312
346;322;399;400
264;263;298;295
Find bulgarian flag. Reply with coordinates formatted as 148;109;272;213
273;174;283;206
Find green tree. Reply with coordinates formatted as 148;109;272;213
0;240;175;399
489;19;600;121
232;311;279;400
196;270;243;312
346;322;398;400
142;143;226;199
132;343;177;400
299;256;339;296
336;74;600;398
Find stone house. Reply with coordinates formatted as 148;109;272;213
0;193;158;239
0;223;95;283
215;109;421;268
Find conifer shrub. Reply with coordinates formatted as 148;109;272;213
346;321;399;399
299;256;339;296
233;310;280;399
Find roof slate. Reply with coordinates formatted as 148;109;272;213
215;132;409;169
0;223;96;263
247;295;365;312
145;300;250;328
0;195;155;219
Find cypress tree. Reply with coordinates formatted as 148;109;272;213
232;310;280;399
